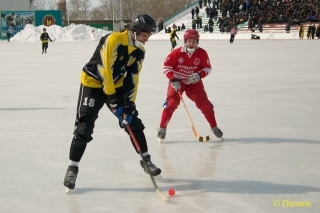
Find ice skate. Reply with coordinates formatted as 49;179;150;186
140;155;162;178
212;126;223;139
63;165;79;192
157;128;167;143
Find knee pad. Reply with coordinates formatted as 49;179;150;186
73;122;94;143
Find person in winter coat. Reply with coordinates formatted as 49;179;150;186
199;0;203;9
316;24;320;39
157;29;223;142
191;8;195;19
307;25;312;39
230;25;237;44
195;7;200;17
310;24;316;39
299;23;304;39
192;19;197;30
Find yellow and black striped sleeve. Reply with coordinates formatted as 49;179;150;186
122;45;145;106
98;32;120;99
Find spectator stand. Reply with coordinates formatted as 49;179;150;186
160;1;251;36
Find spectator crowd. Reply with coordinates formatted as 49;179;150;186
193;0;319;34
158;0;320;38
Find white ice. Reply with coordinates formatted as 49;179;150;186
0;36;319;212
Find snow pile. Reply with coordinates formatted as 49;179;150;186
11;24;111;42
8;22;303;42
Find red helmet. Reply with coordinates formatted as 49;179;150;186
183;29;200;41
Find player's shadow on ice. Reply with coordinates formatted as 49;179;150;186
162;137;319;145
224;137;319;144
0;107;64;111
160;179;320;195
70;179;320;195
69;186;159;194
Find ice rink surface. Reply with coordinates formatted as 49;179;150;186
0;39;319;213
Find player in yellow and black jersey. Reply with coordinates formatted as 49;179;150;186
170;25;179;51
40;28;52;54
63;14;162;191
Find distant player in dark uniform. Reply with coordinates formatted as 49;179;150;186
40;28;52;54
63;14;161;191
170;25;179;51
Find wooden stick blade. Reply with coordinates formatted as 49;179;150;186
156;188;168;201
198;135;212;142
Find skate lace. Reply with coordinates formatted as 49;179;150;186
66;170;77;182
157;128;167;137
146;160;157;170
213;127;222;137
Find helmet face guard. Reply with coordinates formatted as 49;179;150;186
130;14;157;35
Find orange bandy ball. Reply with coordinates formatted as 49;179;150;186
168;188;175;196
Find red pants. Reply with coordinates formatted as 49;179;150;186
159;80;217;128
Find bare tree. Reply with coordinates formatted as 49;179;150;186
94;0;113;20
34;0;56;10
69;0;92;20
121;0;194;21
35;0;195;21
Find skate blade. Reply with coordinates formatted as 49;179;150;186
157;137;164;143
65;187;70;193
144;171;162;179
153;174;162;179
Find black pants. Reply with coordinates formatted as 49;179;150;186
171;41;177;50
42;43;48;52
69;84;148;162
230;34;235;43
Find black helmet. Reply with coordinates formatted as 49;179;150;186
43;28;46;31
130;14;157;35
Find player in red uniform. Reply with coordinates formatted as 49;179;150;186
157;29;223;142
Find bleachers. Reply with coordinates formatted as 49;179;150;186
184;7;222;33
165;6;249;34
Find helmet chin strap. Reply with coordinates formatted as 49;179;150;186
186;45;197;53
131;31;145;49
186;48;196;53
135;40;145;48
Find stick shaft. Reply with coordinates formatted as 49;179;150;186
126;125;167;201
178;92;211;142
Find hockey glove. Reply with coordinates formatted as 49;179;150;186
170;78;181;92
120;107;135;128
188;73;201;84
110;100;124;121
